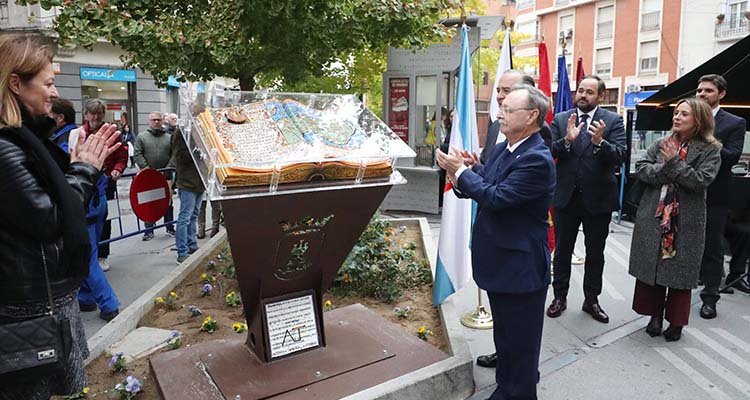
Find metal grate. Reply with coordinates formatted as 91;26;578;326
715;19;750;39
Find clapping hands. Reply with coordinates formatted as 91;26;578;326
71;123;122;170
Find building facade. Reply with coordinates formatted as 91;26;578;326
502;0;749;114
0;2;178;134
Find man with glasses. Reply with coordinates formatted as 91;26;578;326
546;75;626;324
437;85;555;400
134;111;175;240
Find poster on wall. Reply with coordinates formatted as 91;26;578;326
389;78;410;143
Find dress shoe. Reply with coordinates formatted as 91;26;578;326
197;227;206;239
165;228;176;237
78;302;97;312
476;352;497;368
699;303;717;319
100;309;119;322
209;226;220;238
142;232;154;241
582;301;609;323
663;325;683;342
645;316;663;337
727;277;750;294
546;298;567;318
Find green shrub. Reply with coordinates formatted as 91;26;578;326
332;216;431;303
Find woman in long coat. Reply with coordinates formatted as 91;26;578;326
628;98;722;342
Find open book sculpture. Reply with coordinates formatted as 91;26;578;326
193;97;405;187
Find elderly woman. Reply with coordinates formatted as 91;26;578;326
629;97;722;342
0;34;120;397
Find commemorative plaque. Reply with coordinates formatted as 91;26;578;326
263;291;321;359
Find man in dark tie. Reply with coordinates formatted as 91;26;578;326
696;74;747;319
437;85;555;400
546;75;626;323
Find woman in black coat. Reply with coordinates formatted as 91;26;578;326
0;34;121;398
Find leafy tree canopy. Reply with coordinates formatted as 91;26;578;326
22;0;460;90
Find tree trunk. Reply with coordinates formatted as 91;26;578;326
239;73;255;91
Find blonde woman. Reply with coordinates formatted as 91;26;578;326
628;97;722;342
0;34;120;396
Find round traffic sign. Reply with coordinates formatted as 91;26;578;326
130;168;170;223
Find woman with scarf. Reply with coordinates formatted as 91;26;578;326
628;97;721;342
0;34;121;397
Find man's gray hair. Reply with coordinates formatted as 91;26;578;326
149;111;163;118
83;98;106;114
511;84;549;128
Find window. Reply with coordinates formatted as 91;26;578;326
603;89;619;105
641;0;661;31
0;0;7;23
517;0;534;9
728;1;749;29
639;41;658;73
595;48;612;76
597;5;614;39
482;72;489;86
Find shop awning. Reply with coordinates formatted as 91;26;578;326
635;34;750;131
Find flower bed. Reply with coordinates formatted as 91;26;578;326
75;218;443;399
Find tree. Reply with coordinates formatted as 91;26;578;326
23;0;455;90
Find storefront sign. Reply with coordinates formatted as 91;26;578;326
389;78;410;143
167;76;181;88
80;67;137;82
623;90;658;109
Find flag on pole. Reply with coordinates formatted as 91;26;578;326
554;55;574;114
489;28;513;123
537;42;553;124
575;56;585;87
433;25;479;305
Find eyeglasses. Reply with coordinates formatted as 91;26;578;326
500;106;534;115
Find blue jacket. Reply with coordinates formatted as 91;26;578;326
457;132;556;294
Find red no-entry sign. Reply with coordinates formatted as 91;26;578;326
130;168;170;223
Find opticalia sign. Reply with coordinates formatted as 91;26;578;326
79;67;137;82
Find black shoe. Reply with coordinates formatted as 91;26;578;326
78;302;97;312
197;229;206;239
142;232;154;241
165;229;176;237
476;352;497;368
100;309;119;322
188;247;198;254
727;277;750;294
645;316;663;337
546;298;567;318
699;303;717;319
663;325;683;342
209;226;220;238
582;301;610;323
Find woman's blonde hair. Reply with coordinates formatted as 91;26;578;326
674;97;717;144
0;34;54;128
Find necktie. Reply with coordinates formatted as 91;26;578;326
576;113;590;152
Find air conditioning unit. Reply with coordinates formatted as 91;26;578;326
627;84;642;93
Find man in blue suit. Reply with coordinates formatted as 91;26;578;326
437;85;555;400
546;75;626;323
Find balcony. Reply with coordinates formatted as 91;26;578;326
555;0;569;6
517;0;534;9
0;0;8;25
715;19;750;40
641;11;660;31
595;63;612;77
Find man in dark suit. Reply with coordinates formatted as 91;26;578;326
696;74;747;319
437;85;555;400
473;71;555;370
546;75;626;323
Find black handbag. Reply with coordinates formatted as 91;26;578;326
0;244;73;380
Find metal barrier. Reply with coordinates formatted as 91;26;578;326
99;167;176;246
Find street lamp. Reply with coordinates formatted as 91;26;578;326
559;28;573;55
